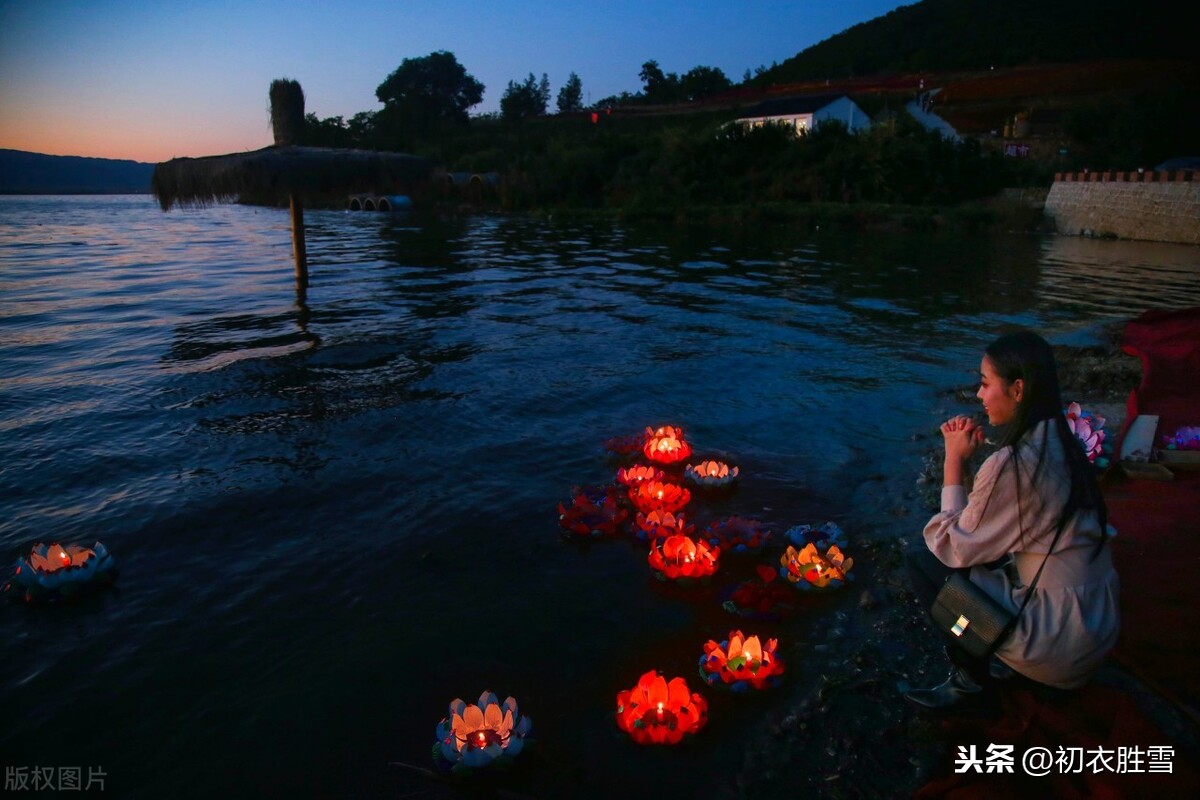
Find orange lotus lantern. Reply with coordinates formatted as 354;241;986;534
683;460;739;488
434;692;532;771
3;541;119;604
634;509;694;542
780;542;854;591
648;533;719;584
643;425;692;466
629;480;690;514
699;630;785;691
615;670;708;745
616;464;665;488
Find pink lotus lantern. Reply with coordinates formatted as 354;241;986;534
634;509;694;542
643;425;692;466
780;542;854;591
1064;401;1107;463
698;630;785;691
616;464;665;488
683;460;739;489
616;670;708;745
629;480;691;514
558;492;629;538
703;516;771;555
648;534;719;584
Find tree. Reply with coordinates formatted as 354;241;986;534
500;72;551;121
374;51;484;143
638;60;688;103
679;66;731;101
557;72;584;113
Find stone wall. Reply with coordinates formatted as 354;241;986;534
1043;171;1199;245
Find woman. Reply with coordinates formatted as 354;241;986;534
904;330;1120;712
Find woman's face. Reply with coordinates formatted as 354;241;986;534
977;355;1022;426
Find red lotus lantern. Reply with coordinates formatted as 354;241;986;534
603;431;648;458
557;492;629;538
648;534;719;584
634;509;694;542
698;630;785;691
703;515;771;555
616;464;665;488
683;460;739;489
722;564;796;621
642;425;692;466
615;670;708;745
629;480;690;514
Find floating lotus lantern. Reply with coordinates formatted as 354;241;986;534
616;464;666;488
603;431;648;458
634;509;694;542
615;670;708;745
2;541;118;603
780;542;854;591
1064;401;1109;467
703;516;771;555
648;534;719;584
698;630;785;692
642;425;692;466
558;491;629;538
722;564;796;621
629;480;691;514
683;460;739;489
433;692;532;772
784;521;848;550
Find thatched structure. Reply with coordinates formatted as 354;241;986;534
151;146;432;211
152;78;433;303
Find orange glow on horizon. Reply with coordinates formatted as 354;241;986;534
0;117;272;164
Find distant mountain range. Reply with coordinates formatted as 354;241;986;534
0;149;154;195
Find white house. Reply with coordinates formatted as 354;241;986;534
734;93;871;135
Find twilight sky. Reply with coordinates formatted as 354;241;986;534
0;0;912;163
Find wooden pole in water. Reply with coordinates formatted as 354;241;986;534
289;193;308;300
272;79;308;304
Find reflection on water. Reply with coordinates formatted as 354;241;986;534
1;195;1198;798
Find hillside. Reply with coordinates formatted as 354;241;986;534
0;149;154;194
757;0;1179;84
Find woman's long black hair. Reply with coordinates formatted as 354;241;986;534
984;330;1109;553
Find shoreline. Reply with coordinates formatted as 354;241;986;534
732;319;1199;798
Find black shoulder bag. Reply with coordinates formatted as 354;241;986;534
930;512;1066;660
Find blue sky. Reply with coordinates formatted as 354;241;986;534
0;0;913;162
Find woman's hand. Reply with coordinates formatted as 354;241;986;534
941;415;984;486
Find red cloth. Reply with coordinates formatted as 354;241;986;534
1106;471;1200;722
1108;305;1200;720
1117;306;1200;446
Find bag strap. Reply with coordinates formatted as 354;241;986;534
986;496;1069;656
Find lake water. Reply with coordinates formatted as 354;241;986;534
2;195;1198;798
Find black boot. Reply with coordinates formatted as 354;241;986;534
903;665;988;713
